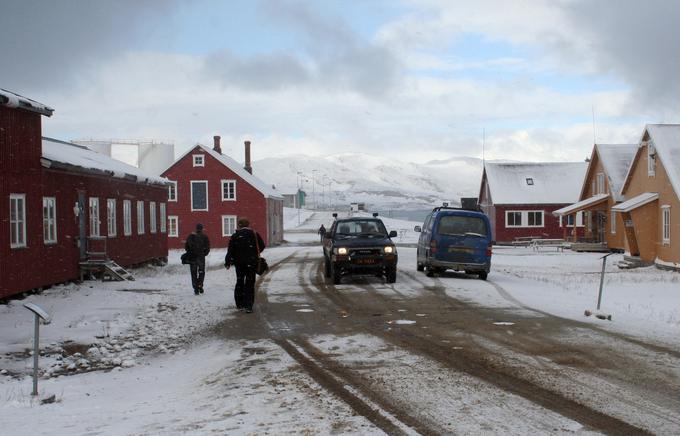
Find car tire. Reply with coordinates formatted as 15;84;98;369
385;267;397;283
479;271;488;280
324;257;331;278
332;264;342;285
425;264;435;277
416;262;424;272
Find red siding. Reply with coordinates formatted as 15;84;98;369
163;146;283;249
493;204;569;243
1;105;168;299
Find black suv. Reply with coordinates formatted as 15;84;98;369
323;215;398;284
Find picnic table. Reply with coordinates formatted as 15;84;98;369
511;236;541;247
531;238;567;251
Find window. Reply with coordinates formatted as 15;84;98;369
107;198;117;237
10;194;26;248
527;211;543;227
137;200;145;234
221;179;236;201
160;203;167;233
123;200;132;236
168;181;177;202
596;173;606;194
506;211;522;227
149;202;157;233
89;197;100;237
526;177;534;185
610;210;617;234
191;181;208;211
168;216;178;237
507;210;544;228
648;142;656;177
662;206;671;245
222;215;237;236
43;197;57;244
192;154;204;167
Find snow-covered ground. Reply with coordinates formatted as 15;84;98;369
1;211;679;434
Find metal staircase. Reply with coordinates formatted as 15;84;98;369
79;237;135;281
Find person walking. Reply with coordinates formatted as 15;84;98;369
224;218;265;313
318;224;326;242
185;223;210;295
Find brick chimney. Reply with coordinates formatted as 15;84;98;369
213;135;222;154
244;140;252;174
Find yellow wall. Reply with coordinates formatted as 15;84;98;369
622;141;680;264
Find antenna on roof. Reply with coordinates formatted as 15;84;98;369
592;105;596;145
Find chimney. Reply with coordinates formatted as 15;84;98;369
244;140;252;174
213;135;222;154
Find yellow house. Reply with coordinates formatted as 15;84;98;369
612;125;680;270
553;144;637;250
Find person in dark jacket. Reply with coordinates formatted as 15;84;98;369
318;224;326;242
224;218;265;313
185;223;210;295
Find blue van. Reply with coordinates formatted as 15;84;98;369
414;207;493;280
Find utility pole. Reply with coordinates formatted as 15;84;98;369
312;169;317;210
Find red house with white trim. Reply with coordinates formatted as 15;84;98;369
478;162;587;243
161;137;284;249
1;88;169;300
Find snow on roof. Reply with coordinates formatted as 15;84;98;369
641;124;680;199
611;192;659;212
0;88;54;116
174;144;283;199
484;162;587;205
594;144;638;202
553;194;608;216
42;137;168;186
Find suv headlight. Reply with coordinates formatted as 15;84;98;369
384;246;395;254
336;247;348;255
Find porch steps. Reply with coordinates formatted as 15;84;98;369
79;260;135;281
616;255;651;270
571;242;610;252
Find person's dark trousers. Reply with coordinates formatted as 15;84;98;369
190;257;206;293
234;263;256;309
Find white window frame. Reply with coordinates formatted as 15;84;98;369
222;215;237;236
191;180;209;211
610;210;617;234
160;203;167;233
89;197;100;237
168;216;179;237
149;201;157;234
123;200;132;236
168;181;177;202
596;173;606;195
221;179;237;201
43;197;57;244
662;205;671;245
10;194;27;248
137;200;145;234
560;211;584;228
107;198;117;237
192;154;205;167
506;210;544;228
648;142;656;177
505;211;523;227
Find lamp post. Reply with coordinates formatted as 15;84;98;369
312;169;317;210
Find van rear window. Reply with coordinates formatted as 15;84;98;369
437;216;487;236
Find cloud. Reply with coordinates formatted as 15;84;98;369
0;0;177;92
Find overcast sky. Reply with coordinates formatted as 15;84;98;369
3;0;680;164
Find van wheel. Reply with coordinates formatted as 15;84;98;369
324;257;331;278
425;264;435;277
386;267;397;283
479;271;488;280
332;264;342;285
417;262;424;272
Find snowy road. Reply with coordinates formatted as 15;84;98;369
207;245;679;434
2;232;680;434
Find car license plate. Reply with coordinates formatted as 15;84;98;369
448;247;473;253
355;258;375;264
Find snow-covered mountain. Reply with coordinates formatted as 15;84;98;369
251;153;483;210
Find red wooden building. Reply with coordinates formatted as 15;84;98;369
478;162;587;243
1;89;169;299
162;137;284;249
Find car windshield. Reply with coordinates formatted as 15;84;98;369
437;215;487;237
335;219;387;238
